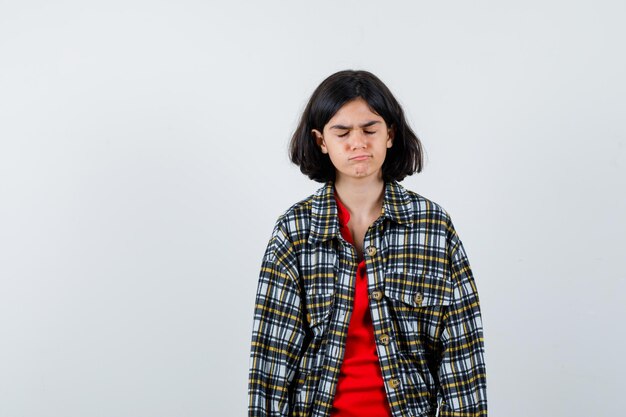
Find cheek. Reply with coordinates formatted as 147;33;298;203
329;142;349;154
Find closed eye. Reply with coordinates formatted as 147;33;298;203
336;129;376;138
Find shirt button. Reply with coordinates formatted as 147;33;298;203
366;245;377;256
390;378;401;389
379;334;390;345
414;292;424;306
370;290;383;301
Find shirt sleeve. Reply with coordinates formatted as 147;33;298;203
248;220;305;417
437;216;488;416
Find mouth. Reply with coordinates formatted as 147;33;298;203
350;155;371;161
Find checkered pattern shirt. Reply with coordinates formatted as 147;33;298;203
248;179;488;417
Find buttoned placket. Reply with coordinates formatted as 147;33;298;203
362;217;408;416
319;213;409;417
317;232;359;417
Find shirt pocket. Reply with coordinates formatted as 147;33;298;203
299;291;334;376
384;271;454;409
293;291;334;416
304;291;334;335
384;270;453;361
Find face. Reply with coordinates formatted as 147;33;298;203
312;98;394;183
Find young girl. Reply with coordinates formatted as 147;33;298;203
247;70;487;417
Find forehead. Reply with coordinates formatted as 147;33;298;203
326;98;383;125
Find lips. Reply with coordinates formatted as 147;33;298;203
350;155;371;160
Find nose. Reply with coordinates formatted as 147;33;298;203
350;130;367;149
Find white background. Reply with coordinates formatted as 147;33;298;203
1;1;624;416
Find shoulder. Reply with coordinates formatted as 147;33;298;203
394;181;453;225
274;191;316;230
405;187;450;217
395;182;460;247
276;192;317;228
266;182;325;244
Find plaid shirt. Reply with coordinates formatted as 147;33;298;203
248;180;487;417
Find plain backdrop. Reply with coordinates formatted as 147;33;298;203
1;1;625;416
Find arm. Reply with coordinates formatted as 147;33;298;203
248;222;305;417
437;218;488;416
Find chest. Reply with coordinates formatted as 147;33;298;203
298;217;451;296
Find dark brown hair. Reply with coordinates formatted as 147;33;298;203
289;70;424;183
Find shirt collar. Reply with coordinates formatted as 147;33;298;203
307;179;414;246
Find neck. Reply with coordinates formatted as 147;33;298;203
333;174;385;221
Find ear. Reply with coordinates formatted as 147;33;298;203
386;125;396;148
311;129;328;154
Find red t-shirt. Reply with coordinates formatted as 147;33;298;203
330;191;393;417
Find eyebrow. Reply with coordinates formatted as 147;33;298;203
329;120;381;130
